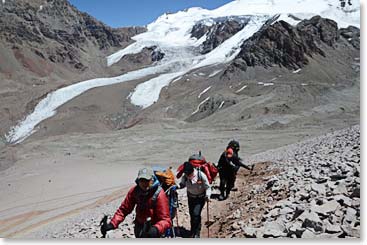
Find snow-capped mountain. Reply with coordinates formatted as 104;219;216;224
108;0;359;66
2;0;360;144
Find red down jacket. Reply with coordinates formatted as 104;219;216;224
110;185;172;235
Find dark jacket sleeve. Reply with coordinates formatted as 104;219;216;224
153;189;172;234
110;186;137;228
232;155;251;170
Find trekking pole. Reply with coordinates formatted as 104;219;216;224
170;189;176;238
175;189;180;237
176;210;179;230
207;201;210;238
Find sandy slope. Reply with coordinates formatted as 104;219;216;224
0;120;356;238
12;124;359;239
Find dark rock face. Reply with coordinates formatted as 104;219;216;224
340;26;360;49
191;16;250;54
297;16;339;47
118;46;164;69
191;23;211;40
0;0;146;71
150;47;165;62
232;15;358;71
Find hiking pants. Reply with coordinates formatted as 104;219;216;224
219;170;236;197
188;195;206;238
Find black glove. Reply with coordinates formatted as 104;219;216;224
240;162;253;171
144;225;159;238
100;222;115;237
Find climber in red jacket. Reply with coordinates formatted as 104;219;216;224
100;167;172;238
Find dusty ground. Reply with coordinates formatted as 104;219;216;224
172;161;282;238
0;121;355;238
201;162;282;238
7;124;358;240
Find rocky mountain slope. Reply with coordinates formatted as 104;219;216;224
26;125;360;238
0;0;145;137
0;0;145;75
214;125;360;238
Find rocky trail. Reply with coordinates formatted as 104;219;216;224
27;125;360;239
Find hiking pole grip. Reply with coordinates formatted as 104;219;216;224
100;215;108;238
141;217;152;237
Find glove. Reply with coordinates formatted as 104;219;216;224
144;225;159;238
100;222;115;237
250;164;255;172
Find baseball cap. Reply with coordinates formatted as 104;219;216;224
137;167;154;180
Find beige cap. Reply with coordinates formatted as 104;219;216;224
137;167;154;180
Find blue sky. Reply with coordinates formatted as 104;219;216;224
69;0;233;28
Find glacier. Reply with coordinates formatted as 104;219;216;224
5;0;360;144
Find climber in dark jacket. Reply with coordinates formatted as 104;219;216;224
217;140;254;201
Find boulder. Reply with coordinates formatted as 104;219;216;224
262;221;287;238
332;182;348;195
242;226;258;238
297;210;323;232
341;224;360;238
311;200;340;216
287;221;305;238
265;208;280;218
333;194;352;207
349;187;360;198
323;220;342;234
279;207;294;215
311;183;326;195
301;229;317;238
344;207;357;223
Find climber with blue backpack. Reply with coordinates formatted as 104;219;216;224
152;165;179;237
100;167;172;238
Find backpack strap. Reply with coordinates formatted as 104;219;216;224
197;168;202;181
152;185;163;208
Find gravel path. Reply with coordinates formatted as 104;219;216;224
27;125;360;238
